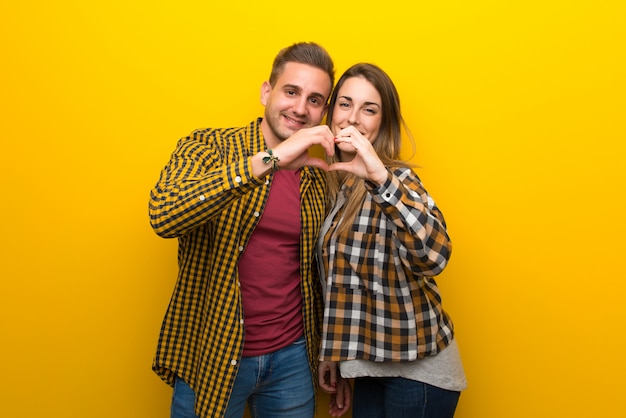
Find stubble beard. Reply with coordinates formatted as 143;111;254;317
265;111;309;143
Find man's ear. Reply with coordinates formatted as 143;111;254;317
260;81;271;106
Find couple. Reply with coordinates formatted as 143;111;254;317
148;42;466;418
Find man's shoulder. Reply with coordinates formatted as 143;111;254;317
188;125;244;139
185;118;259;142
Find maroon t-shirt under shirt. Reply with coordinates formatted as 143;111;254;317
238;169;303;357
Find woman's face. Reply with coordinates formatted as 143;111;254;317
330;76;382;156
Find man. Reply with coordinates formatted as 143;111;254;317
149;42;336;418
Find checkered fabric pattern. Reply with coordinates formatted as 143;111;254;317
319;167;454;362
149;118;326;417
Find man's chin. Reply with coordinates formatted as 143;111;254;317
277;126;303;141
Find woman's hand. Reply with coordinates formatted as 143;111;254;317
328;377;352;417
331;125;388;185
319;360;352;417
318;360;339;393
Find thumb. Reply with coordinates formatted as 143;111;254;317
303;156;330;171
334;381;344;409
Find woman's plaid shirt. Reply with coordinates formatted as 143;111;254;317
149;118;326;417
319;167;454;362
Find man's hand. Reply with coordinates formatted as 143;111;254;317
252;125;335;177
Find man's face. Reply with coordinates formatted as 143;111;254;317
260;62;331;144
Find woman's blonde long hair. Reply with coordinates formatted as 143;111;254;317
325;63;414;232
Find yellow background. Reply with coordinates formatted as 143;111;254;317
1;1;625;417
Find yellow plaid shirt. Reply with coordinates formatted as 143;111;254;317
149;118;326;417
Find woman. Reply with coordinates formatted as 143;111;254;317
317;63;467;418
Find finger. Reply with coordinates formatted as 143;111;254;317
328;162;353;173
332;378;351;416
329;363;337;388
318;364;336;393
333;136;352;144
319;380;335;393
328;395;342;417
340;382;352;412
334;136;359;151
318;370;335;393
317;134;336;157
317;369;327;390
334;384;344;409
304;157;330;171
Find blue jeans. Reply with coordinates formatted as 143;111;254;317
171;337;314;418
352;377;460;418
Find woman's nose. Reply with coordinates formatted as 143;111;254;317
347;110;359;125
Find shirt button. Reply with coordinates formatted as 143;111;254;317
254;211;260;217
231;359;237;366
240;318;244;324
199;195;205;201
235;176;242;183
265;179;270;185
239;246;244;252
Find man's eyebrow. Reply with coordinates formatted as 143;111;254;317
309;92;327;101
283;84;327;101
283;83;302;92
